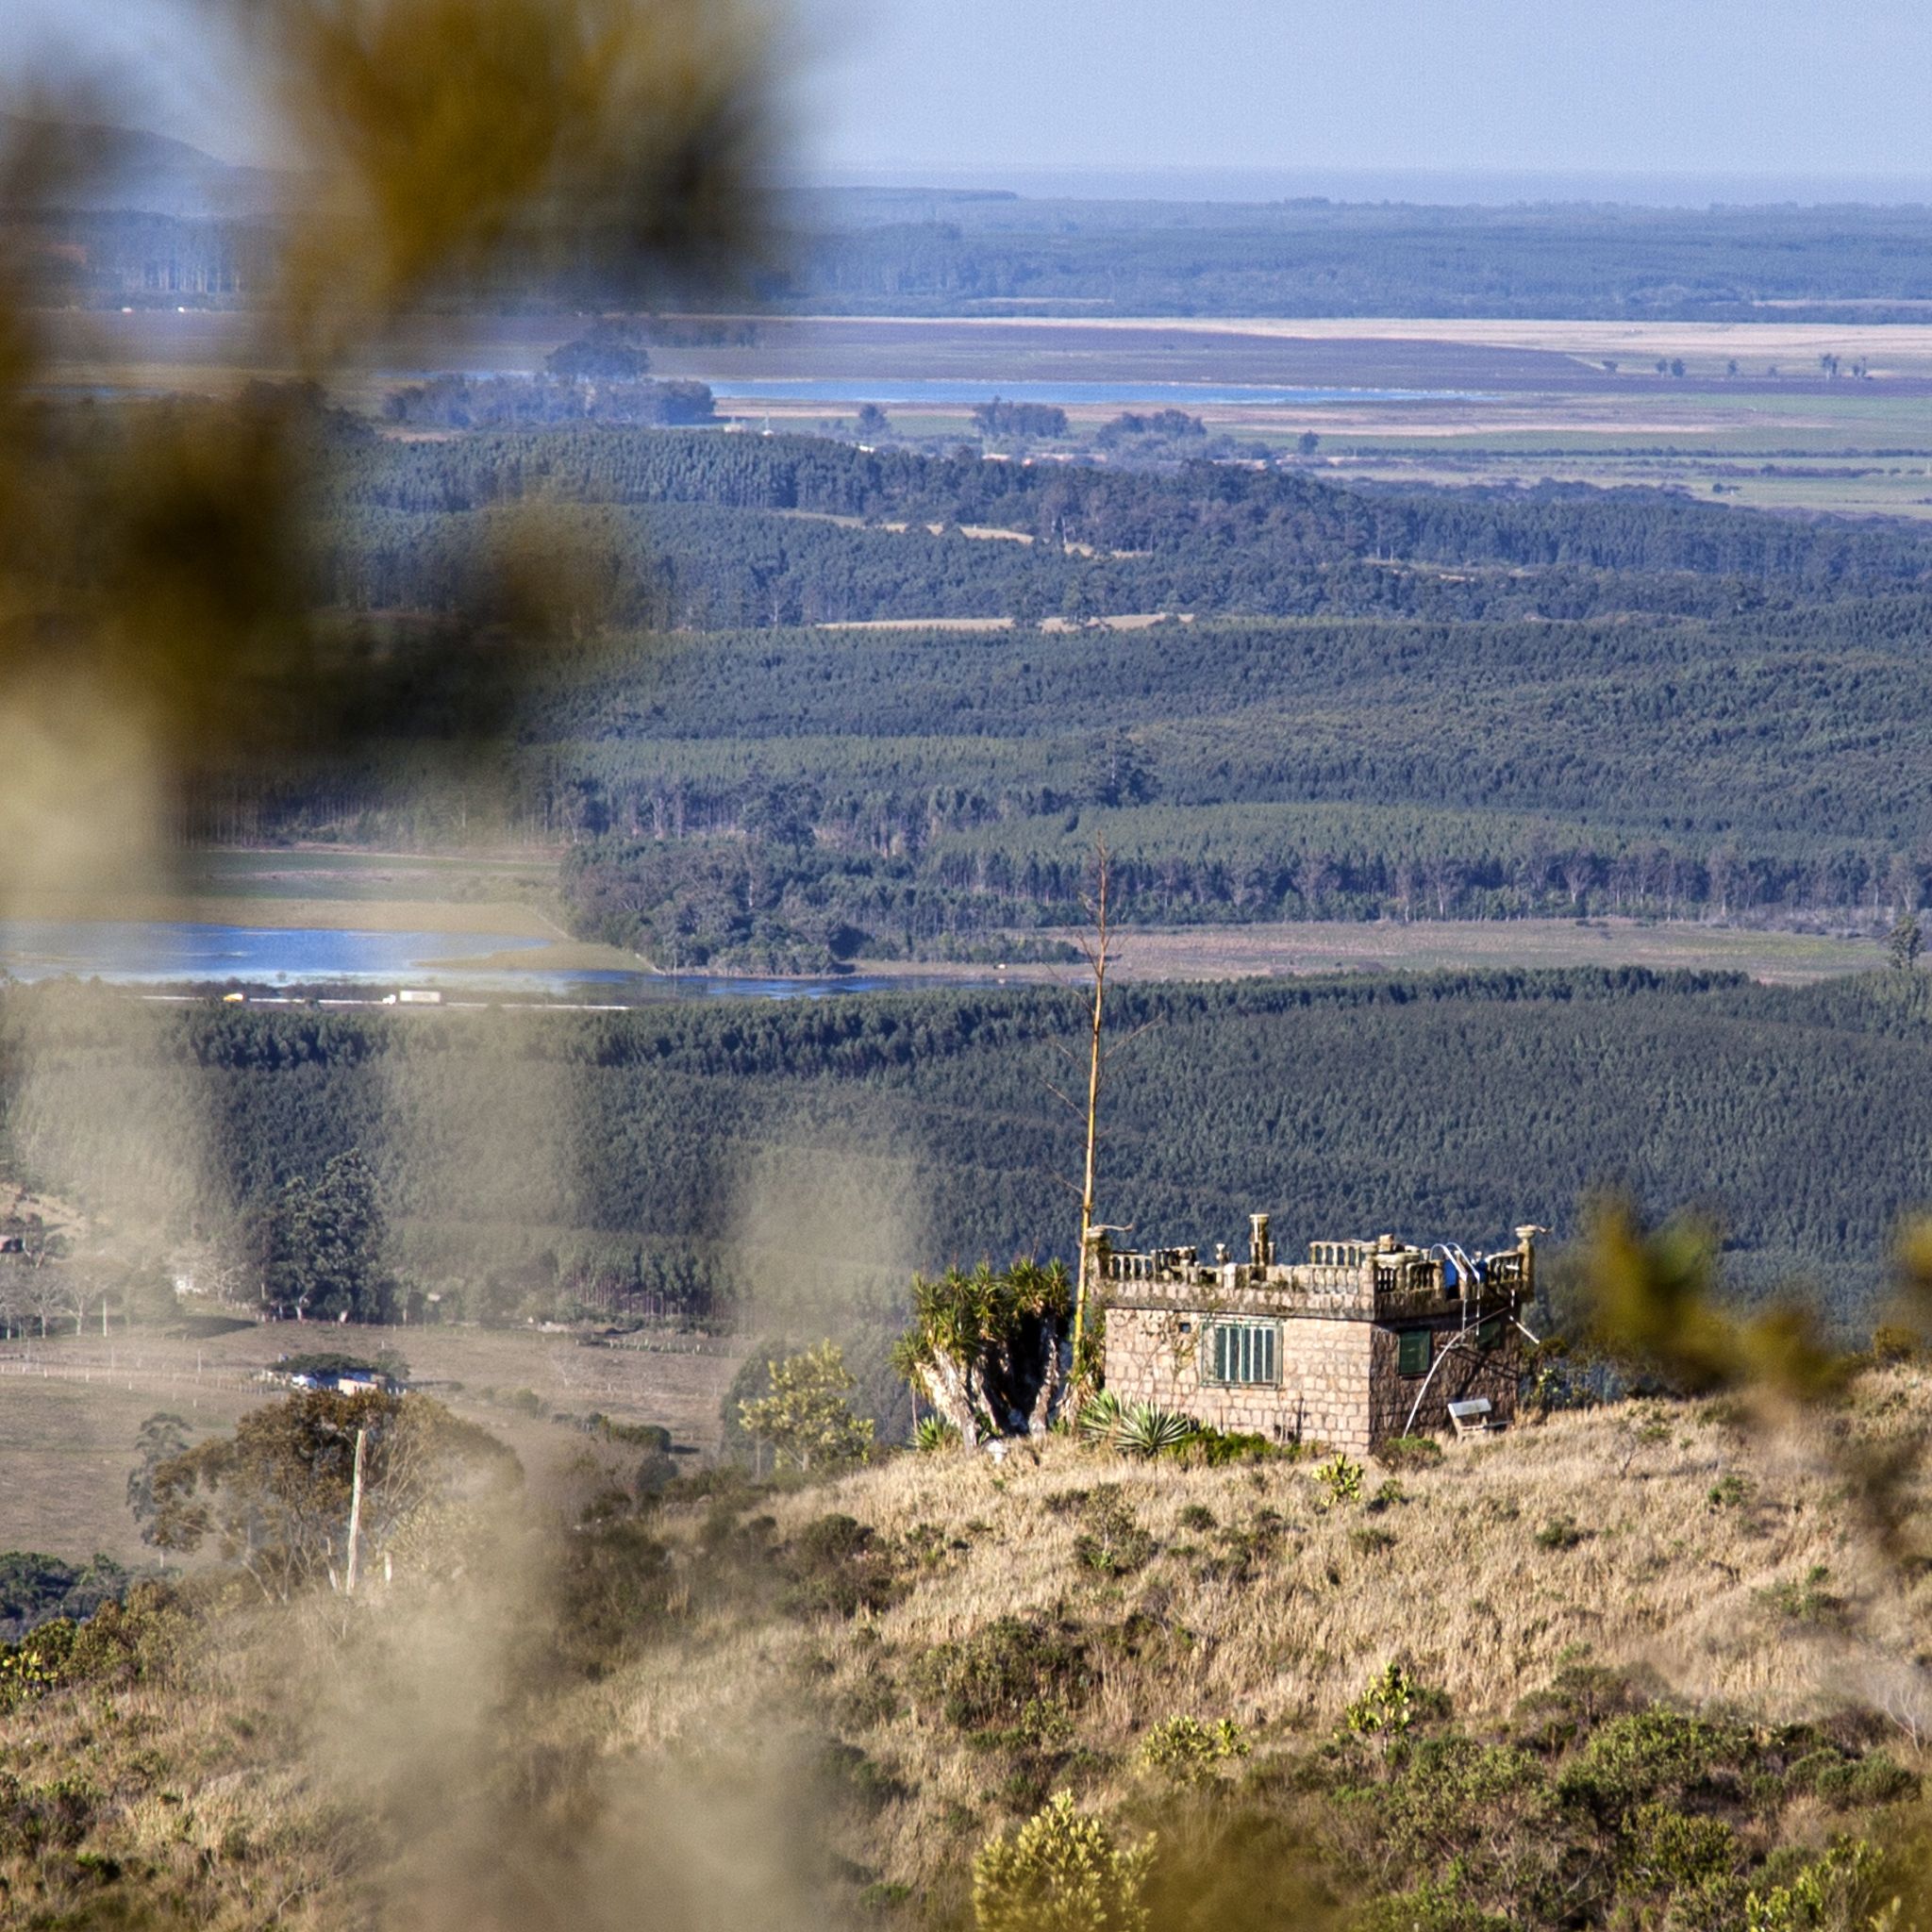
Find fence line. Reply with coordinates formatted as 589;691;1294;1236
0;1359;264;1395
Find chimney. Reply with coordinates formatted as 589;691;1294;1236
1248;1212;1272;1271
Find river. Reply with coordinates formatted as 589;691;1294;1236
0;918;1001;1003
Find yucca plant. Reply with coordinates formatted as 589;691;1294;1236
1114;1404;1194;1458
1076;1389;1126;1444
914;1415;962;1455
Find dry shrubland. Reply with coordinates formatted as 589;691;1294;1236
8;1368;1932;1927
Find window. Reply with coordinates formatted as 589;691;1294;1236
1478;1315;1506;1353
1208;1320;1278;1386
1397;1328;1431;1377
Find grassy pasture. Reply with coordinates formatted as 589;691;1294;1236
1016;916;1888;988
0;1321;742;1565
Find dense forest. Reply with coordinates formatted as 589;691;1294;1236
792;194;1932;319
212;420;1932;963
321;426;1932;590
8;972;1930;1347
52;192;1932;320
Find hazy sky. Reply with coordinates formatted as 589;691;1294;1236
9;0;1932;192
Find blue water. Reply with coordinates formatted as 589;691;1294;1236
0;920;549;988
0;919;997;1003
702;376;1484;408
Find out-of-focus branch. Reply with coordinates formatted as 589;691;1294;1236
0;0;778;900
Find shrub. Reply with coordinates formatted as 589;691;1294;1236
1510;1660;1653;1755
633;1446;680;1500
1361;1736;1552;1908
1790;1748;1918;1808
1757;1565;1842;1625
552;1520;676;1672
1871;1323;1920;1364
1317;1455;1364;1506
914;1617;1090;1732
1183;1425;1277;1465
834;1674;905;1732
1618;1800;1740;1899
1072;1490;1156;1578
1354;1881;1512;1932
0;1584;185;1712
1707;1473;1754;1508
973;1790;1154;1932
0;1773;100;1857
1535;1514;1589;1550
1557;1708;1740;1826
1741;1837;1876;1932
816;1739;909;1816
1176;1505;1216;1533
1374;1435;1444;1473
781;1514;902;1622
1138;1714;1248;1785
1345;1663;1422;1741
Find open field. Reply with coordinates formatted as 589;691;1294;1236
0;1322;743;1565
42;307;1932;513
1016;916;1893;987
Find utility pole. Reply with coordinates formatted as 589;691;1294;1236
343;1426;367;1595
1071;841;1113;1380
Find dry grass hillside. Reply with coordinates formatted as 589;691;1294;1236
8;1375;1932;1929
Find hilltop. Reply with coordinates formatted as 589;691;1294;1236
6;1374;1931;1928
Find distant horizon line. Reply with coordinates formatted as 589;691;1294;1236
800;161;1932;211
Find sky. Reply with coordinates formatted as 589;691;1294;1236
9;0;1932;201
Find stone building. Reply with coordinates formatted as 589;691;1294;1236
1096;1216;1540;1452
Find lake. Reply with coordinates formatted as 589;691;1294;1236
0;919;999;1003
697;376;1486;408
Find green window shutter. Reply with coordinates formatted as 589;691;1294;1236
1398;1329;1430;1376
1479;1315;1505;1352
1210;1321;1277;1385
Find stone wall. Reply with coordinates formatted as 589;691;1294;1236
1104;1302;1523;1453
1368;1324;1521;1441
1105;1303;1374;1450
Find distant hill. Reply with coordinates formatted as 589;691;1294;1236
0;115;287;221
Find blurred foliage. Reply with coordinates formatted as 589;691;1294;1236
0;0;774;891
1583;1197;1851;1405
1583;1194;1932;1573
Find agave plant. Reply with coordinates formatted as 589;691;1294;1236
1076;1389;1126;1444
1114;1404;1194;1458
914;1415;962;1454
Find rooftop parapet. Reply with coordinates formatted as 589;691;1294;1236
1091;1221;1537;1323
